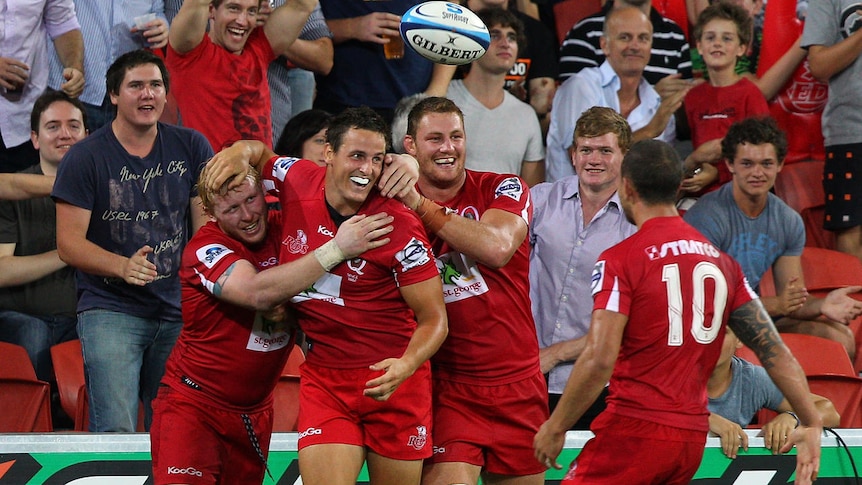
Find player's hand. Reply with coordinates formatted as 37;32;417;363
378;153;419;199
709;413;749;458
820;286;862;324
777;276;808;316
759;412;797;455
533;420;565;470
203;143;255;194
60;67;85;98
354;12;401;44
781;425;821;485
123;245;157;286
133;17;170;49
679;161;718;194
333;212;394;259
364;357;414;401
0;57;29;91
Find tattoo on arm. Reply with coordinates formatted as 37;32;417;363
212;262;237;297
727;299;782;371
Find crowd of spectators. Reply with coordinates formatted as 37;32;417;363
1;0;860;482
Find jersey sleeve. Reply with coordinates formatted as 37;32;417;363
184;227;246;296
487;175;532;226
385;206;439;288
591;245;633;316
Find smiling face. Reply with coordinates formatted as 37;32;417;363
573;133;625;195
727;142;782;201
324;128;385;215
696;18;746;71
477;24;518;75
210;177;269;246
31;100;86;170
601;7;652;78
404;111;467;191
209;0;259;54
110;63;166;131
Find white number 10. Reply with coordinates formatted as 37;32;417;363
662;262;727;346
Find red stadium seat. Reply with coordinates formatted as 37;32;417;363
0;378;53;432
50;340;87;430
283;344;305;377
552;0;602;44
806;374;862;428
50;339;144;431
774;160;824;214
0;342;52;432
272;375;300;432
736;333;855;377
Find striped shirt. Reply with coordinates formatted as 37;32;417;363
47;0;167;107
268;2;331;146
558;2;691;85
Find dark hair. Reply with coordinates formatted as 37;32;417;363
106;49;170;96
475;7;527;52
621;139;684;205
693;1;753;50
326;106;391;153
406;97;464;139
574;106;633;153
274;109;332;156
721;117;787;164
30;91;88;133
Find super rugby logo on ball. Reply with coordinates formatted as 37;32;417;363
401;1;490;65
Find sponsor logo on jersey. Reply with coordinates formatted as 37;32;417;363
437;251;489;303
591;260;605;295
259;256;278;268
298;427;322;439
396;238;431;271
317;225;334;237
196;244;231;269
461;205;480;220
271;157;301;181
247;311;292;352
644;239;721;261
407;425;428;450
167;466;203;477
433;445;446;454
494;177;523;201
284;230;309;254
347;258;366;276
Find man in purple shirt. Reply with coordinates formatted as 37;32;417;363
529;106;635;427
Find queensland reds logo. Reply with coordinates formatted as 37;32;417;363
283;230;309;255
775;62;828;114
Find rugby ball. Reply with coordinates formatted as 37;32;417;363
400;2;490;65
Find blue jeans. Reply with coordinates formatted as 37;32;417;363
286;68;315;117
77;309;182;432
0;310;78;382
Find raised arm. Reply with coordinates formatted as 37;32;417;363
168;0;210;54
53;29;84;97
285;38;333;75
204;140;276;193
364;276;448;401
264;0;317;56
